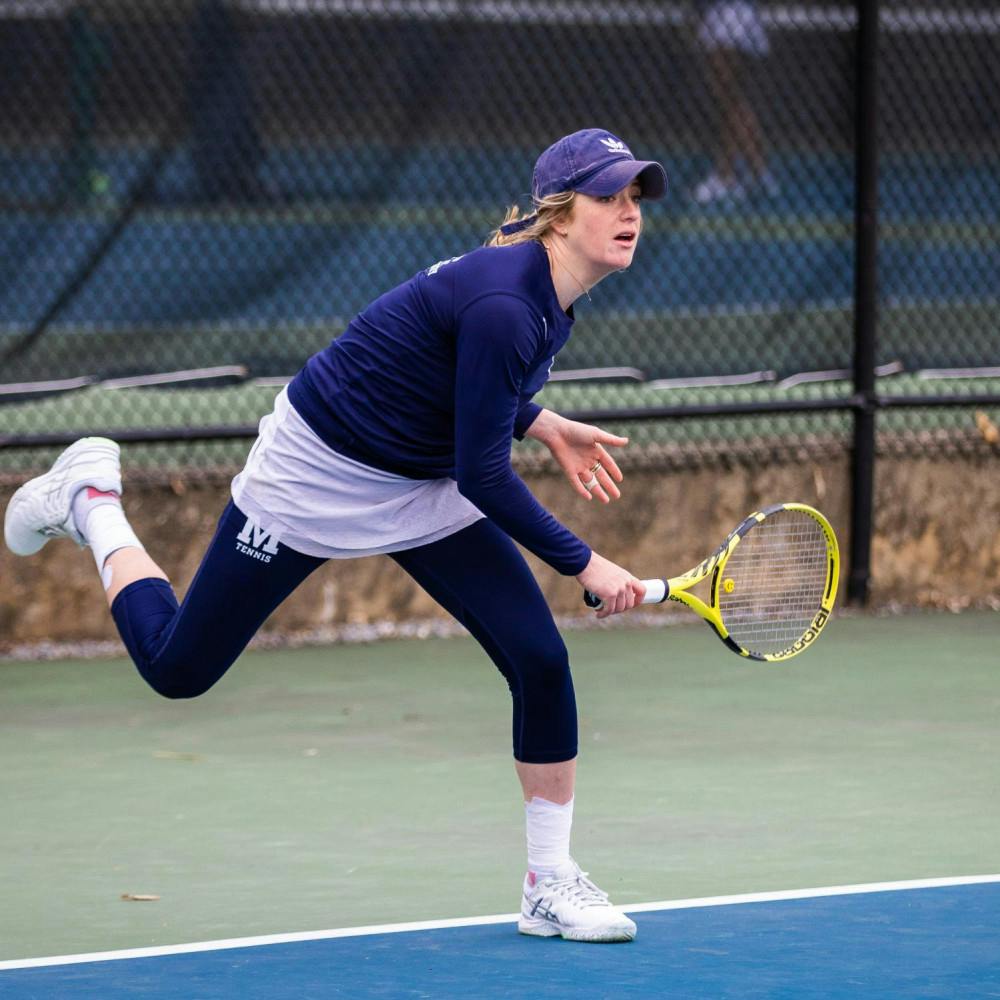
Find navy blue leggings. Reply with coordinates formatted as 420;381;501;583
111;501;576;763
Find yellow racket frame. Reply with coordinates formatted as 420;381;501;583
662;502;840;662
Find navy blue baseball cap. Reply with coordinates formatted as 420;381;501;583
532;129;667;200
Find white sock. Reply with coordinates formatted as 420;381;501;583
525;796;574;876
71;487;144;587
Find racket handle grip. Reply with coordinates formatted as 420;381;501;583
583;579;668;610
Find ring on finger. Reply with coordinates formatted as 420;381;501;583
584;474;599;491
588;460;602;474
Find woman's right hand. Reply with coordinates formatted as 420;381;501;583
576;552;646;620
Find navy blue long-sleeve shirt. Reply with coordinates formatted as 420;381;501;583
287;240;592;576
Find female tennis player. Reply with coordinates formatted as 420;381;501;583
5;128;666;944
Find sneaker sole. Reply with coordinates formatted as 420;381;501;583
518;915;636;943
4;437;121;556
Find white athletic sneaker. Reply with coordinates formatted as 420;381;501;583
755;170;780;198
4;437;121;556
518;859;637;943
692;171;746;205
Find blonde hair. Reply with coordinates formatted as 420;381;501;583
485;190;576;247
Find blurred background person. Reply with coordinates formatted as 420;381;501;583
692;1;777;204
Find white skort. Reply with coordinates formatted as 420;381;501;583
231;387;484;559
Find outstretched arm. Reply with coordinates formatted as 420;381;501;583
453;298;643;614
523;408;645;615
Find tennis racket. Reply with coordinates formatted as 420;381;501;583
584;502;839;662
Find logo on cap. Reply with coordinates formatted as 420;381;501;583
600;137;628;153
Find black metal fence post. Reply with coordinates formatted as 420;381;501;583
849;0;880;607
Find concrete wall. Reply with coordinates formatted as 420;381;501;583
3;448;997;654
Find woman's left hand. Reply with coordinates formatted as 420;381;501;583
526;409;628;503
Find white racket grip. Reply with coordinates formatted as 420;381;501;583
583;578;667;610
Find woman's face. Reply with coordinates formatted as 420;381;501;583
559;182;643;277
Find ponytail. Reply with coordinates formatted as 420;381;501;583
485;191;576;247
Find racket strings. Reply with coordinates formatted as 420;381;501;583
718;512;830;655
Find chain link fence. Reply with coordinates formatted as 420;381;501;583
0;0;997;476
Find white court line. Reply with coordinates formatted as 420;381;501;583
1;873;998;972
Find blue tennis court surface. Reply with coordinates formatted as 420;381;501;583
3;877;998;999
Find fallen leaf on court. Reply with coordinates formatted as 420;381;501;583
121;894;160;902
153;750;203;761
975;410;999;444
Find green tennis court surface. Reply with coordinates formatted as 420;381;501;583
1;610;998;962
